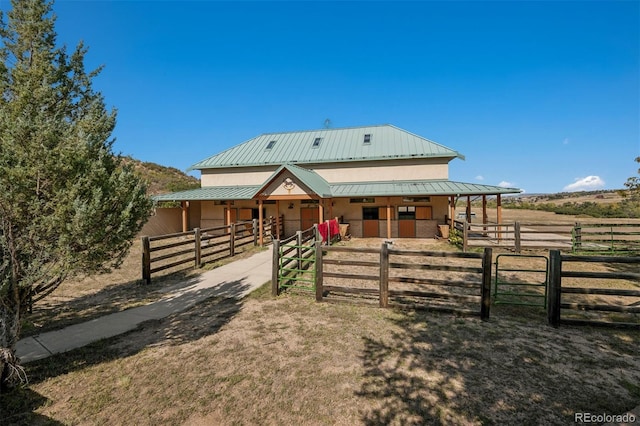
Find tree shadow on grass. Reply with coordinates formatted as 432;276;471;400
356;309;640;425
0;386;64;425
6;279;255;422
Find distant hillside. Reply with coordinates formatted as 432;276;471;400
503;189;639;218
122;157;200;196
511;189;625;205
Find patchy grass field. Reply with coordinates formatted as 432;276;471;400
5;213;640;425
4;284;640;425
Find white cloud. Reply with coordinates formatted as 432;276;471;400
475;175;484;181
563;176;605;192
498;181;514;188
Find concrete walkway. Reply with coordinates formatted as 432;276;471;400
16;246;273;363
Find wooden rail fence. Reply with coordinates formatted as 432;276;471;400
456;221;640;254
548;250;640;328
274;241;493;319
142;216;280;283
573;223;640;253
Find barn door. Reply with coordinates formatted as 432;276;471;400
362;207;379;237
301;207;319;231
398;206;416;238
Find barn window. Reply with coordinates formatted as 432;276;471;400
266;140;277;150
363;134;372;144
312;137;322;148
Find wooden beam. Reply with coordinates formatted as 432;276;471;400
466;196;471;222
318;200;324;224
482;195;488;236
386;197;392;239
263;194;313;200
497;194;502;240
226;201;232;226
259;199;264;246
482;195;487;224
449;195;455;229
275;200;280;239
181;201;189;232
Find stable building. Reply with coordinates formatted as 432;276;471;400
154;124;521;238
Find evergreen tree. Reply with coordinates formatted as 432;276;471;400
0;0;153;389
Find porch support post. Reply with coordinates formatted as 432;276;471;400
226;201;232;225
482;195;488;236
449;195;455;229
496;194;503;240
386;197;392;239
259;199;264;246
466;196;471;222
181;201;189;232
318;199;324;224
275;200;280;239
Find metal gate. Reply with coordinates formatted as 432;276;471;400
277;231;317;291
494;254;548;308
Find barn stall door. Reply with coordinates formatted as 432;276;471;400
301;207;319;231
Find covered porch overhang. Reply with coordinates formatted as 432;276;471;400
153;177;521;240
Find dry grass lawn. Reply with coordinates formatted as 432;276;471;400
4;210;640;425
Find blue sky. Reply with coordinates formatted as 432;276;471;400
3;0;639;194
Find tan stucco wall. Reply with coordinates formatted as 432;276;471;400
139;207;182;236
312;159;449;182
199;158;449;187
201;166;277;186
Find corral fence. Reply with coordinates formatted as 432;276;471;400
455;221;640;254
272;228;639;327
548;250;640;328
141;216;282;283
273;239;493;319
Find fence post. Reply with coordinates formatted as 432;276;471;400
380;242;389;308
547;250;562;327
315;241;323;301
194;228;202;268
141;236;151;284
253;219;258;246
573;222;582;252
272;239;280;296
514;221;521;254
229;223;236;257
480;247;492;320
463;220;469;252
296;230;303;271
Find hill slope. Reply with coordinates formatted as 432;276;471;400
122;157;200;196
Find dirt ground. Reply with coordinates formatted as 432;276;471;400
5;213;640;425
5;281;639;425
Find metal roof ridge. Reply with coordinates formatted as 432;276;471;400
258;124;391;136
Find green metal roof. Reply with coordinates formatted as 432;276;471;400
189;124;464;170
329;180;521;197
258;163;332;198
153;185;260;201
154;179;521;202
